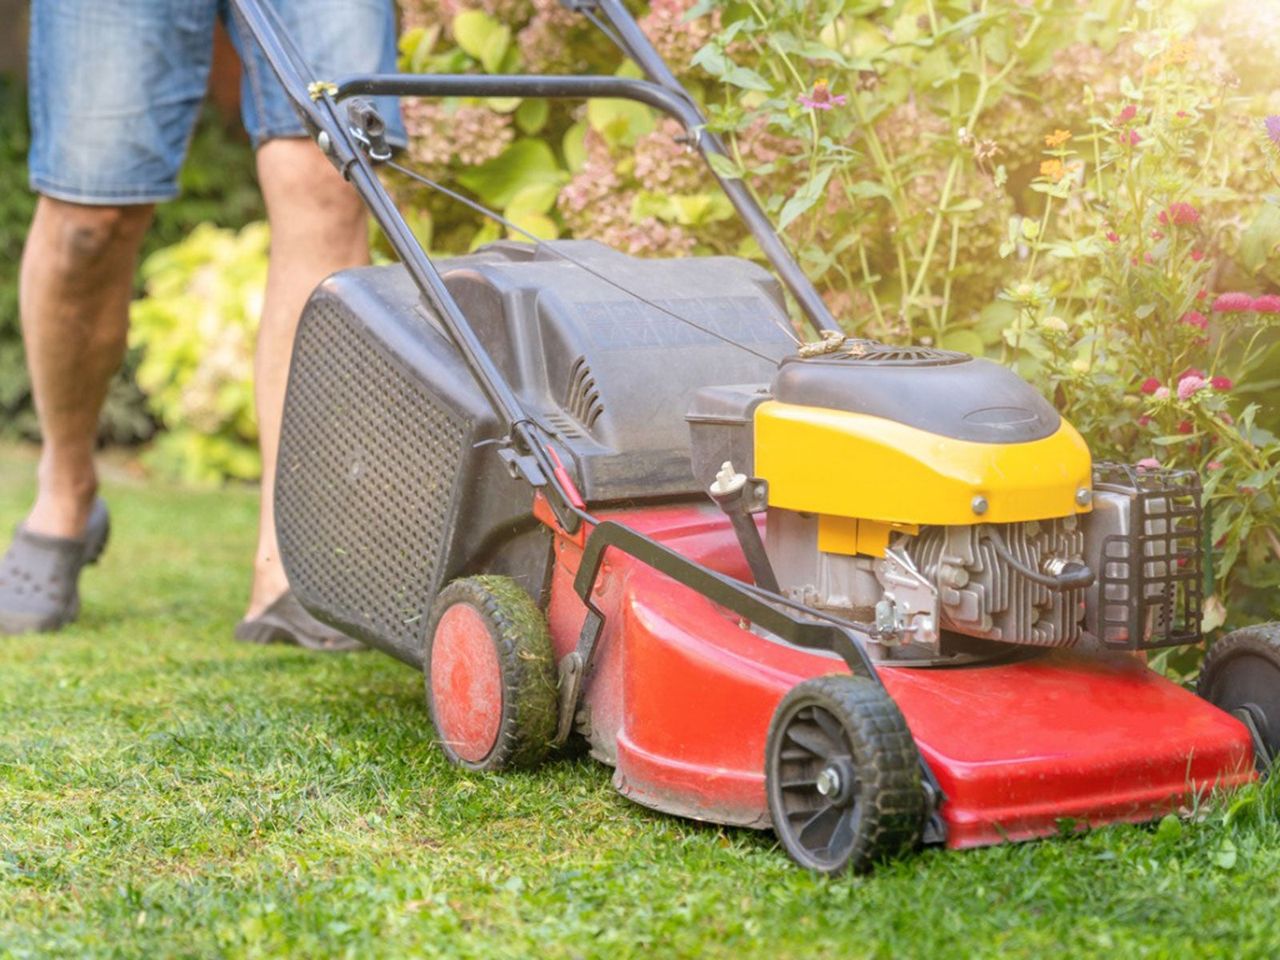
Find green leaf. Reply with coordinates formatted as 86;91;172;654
1214;838;1238;871
515;98;550;136
562;122;589;173
480;24;512;73
706;152;745;180
778;167;834;233
1239;204;1280;286
483;97;522;115
690;46;773;91
587;98;655;148
451;11;509;73
504;210;558;241
940;329;985;357
457;139;565;209
505;182;561;217
1154;813;1183;844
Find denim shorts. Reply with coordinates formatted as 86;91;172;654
27;0;406;205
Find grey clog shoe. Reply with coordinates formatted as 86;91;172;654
235;590;364;652
0;499;110;635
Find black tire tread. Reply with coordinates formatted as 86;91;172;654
424;575;558;772
1197;622;1280;700
767;674;923;874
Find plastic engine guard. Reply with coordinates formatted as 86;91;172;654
541;502;1256;847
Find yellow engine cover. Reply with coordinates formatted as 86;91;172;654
754;400;1092;526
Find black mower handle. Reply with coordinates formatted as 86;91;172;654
332;69;840;337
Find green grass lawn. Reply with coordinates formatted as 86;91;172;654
2;446;1280;959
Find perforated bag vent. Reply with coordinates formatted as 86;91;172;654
276;297;468;651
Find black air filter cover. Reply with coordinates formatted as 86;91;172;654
772;342;1060;444
444;240;796;501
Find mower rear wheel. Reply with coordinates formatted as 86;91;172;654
424;576;558;772
766;675;923;875
1198;622;1280;774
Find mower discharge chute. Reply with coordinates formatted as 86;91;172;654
232;0;1263;874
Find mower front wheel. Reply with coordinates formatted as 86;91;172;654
423;576;558;772
1198;622;1280;774
766;675;923;875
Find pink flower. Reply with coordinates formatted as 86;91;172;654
1177;419;1195;434
1196;288;1208;301
1106;230;1120;243
1137;457;1161;470
1266;115;1280;149
1211;376;1233;391
1222;412;1235;426
1213;292;1255;313
1179;367;1205;379
1191;249;1205;261
798;80;847;111
1119;129;1142;146
1177;375;1207;400
1150;230;1165;241
1181;310;1208;330
1154;386;1171;400
1159;202;1200;226
1252;294;1280;314
1140;377;1161;395
1117;104;1138;124
1207;460;1225;471
1138;415;1152;427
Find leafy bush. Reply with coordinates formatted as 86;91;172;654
128;222;266;485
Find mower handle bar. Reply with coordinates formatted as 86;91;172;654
331;71;838;336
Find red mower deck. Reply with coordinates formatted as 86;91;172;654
541;501;1255;847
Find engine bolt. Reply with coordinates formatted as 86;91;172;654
971;495;989;516
1076;487;1092;506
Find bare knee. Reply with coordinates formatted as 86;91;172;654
33;198;153;281
258;139;366;246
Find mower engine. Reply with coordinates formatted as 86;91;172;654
688;340;1203;655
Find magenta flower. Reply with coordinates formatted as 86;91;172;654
1191;249;1205;261
1181;310;1208;330
1158;202;1200;226
1252;294;1280;314
1265;115;1280;149
798;80;847;111
1117;104;1138;124
1211;376;1233;391
1140;376;1161;395
1177;374;1207;400
1119;129;1141;146
1106;230;1120;243
1213;292;1254;313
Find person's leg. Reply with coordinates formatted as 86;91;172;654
19;200;154;538
245;139;368;618
229;0;403;623
2;0;219;633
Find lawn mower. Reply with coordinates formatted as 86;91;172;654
232;0;1266;873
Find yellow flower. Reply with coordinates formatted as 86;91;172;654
1167;39;1195;65
1039;158;1065;182
1044;129;1072;148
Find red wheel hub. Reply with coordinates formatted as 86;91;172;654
430;603;503;763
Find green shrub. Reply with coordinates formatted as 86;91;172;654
129;222;267;485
